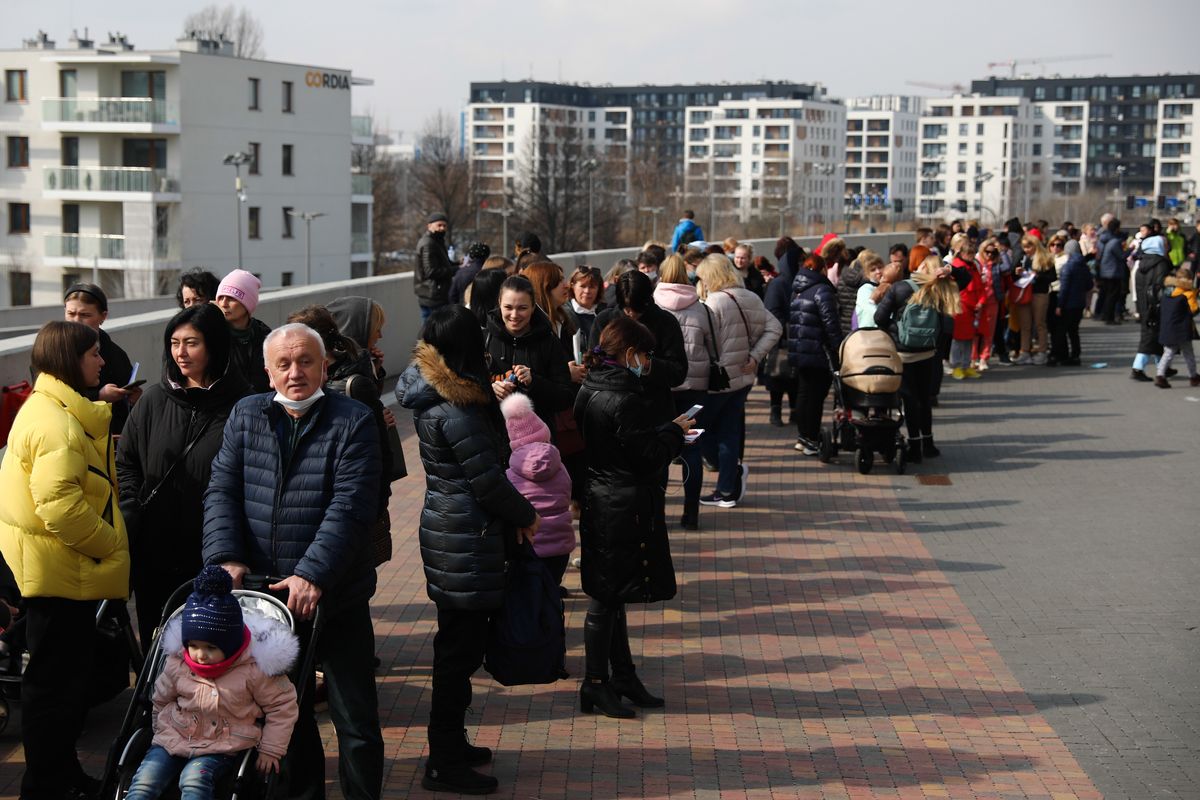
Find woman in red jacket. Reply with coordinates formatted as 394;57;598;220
972;238;1001;371
948;241;985;380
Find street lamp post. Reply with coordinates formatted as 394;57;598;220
582;158;598;250
639;206;665;241
222;152;250;268
287;210;326;286
1116;164;1127;200
485;207;515;257
976;171;995;225
770;205;794;238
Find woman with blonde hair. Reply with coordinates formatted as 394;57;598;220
695;255;781;508
1017;234;1057;364
874;256;959;462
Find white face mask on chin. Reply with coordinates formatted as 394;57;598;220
274;387;325;414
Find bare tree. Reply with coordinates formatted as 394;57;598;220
182;4;264;58
412;112;473;243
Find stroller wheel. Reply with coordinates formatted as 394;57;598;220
855;448;873;475
818;428;835;463
894;443;908;475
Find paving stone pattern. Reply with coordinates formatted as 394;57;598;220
0;319;1190;797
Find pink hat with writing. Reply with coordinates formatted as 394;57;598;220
216;269;261;315
500;392;549;450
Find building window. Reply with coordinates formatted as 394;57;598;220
975;142;983;155
282;207;294;238
248;207;261;239
6;137;29;168
282;81;294;113
9;271;31;306
281;271;293;287
5;70;27;102
248;142;260;174
281;144;293;176
8;203;31;234
248;77;260;110
62;137;79;166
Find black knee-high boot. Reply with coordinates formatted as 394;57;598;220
608;606;664;708
580;607;634;718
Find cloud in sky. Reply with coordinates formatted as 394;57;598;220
6;0;1199;136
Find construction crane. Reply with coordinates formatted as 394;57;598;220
987;54;1111;79
905;80;971;95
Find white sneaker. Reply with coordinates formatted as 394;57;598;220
977;359;989;372
1015;353;1033;365
794;437;819;456
1032;352;1047;365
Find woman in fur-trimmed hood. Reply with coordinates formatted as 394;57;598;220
395;305;538;794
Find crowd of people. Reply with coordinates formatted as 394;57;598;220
0;204;1194;799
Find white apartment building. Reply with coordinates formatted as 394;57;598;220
1154;98;1198;207
844;96;922;225
917;95;1052;224
1038;100;1089;197
683;96;846;228
1;31;373;307
465;101;632;206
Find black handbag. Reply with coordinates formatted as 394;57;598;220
135;419;210;511
702;305;731;391
484;542;566;687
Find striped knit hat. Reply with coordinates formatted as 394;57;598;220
181;565;244;659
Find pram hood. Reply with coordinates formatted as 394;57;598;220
160;610;299;678
839;329;902;394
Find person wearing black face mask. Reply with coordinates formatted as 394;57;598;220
415;213;456;321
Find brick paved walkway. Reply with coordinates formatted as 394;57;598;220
6;321;1188;797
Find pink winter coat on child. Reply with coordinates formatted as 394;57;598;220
151;613;299;760
506;441;575;558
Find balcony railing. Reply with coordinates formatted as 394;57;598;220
45;233;125;260
352;115;373;138
43;97;172;125
351;174;373;195
44;166;178;194
351;232;370;254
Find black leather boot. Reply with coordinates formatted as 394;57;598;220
907;437;924;464
609;608;664;708
462;729;492;767
769;405;784;426
580;608;635;718
424;726;498;794
922;436;941;458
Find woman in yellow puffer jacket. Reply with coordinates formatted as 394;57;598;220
0;320;130;800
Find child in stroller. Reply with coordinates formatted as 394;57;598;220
122;565;298;800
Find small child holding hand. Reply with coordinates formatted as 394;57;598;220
124;565;299;800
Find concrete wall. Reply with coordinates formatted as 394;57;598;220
0;273;422;388
0;231;915;387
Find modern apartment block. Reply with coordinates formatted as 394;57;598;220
1154;98;1198;203
843;96;922;225
683;95;846;228
1;30;373;307
971;73;1200;195
916;95;1053;223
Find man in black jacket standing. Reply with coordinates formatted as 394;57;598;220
204;323;383;800
415;213;455;321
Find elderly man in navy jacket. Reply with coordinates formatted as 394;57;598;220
204;322;383;800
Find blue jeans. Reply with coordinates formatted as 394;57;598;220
698;387;749;497
125;745;237;800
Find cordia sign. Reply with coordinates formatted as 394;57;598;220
304;71;350;90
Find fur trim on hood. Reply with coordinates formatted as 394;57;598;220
160;608;299;678
411;341;490;407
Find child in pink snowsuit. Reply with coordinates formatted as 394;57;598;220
501;393;575;584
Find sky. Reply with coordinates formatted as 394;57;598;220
6;0;1200;139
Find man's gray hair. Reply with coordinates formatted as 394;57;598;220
263;322;326;361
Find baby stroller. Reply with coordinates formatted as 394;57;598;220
819;328;908;475
0;598;143;736
100;576;320;800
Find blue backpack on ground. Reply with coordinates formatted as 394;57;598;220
484;543;566;686
896;280;941;350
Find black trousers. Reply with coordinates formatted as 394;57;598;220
1052;308;1084;361
21;597;97;799
428;607;490;764
900;356;937;440
1096;276;1122;322
287;600;383;800
793;367;833;443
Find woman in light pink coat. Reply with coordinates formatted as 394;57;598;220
501;393;575;585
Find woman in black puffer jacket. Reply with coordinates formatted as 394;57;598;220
397;306;539;795
787;253;843;456
117;304;250;647
575;316;691;720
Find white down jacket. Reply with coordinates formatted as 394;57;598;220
702;287;782;393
